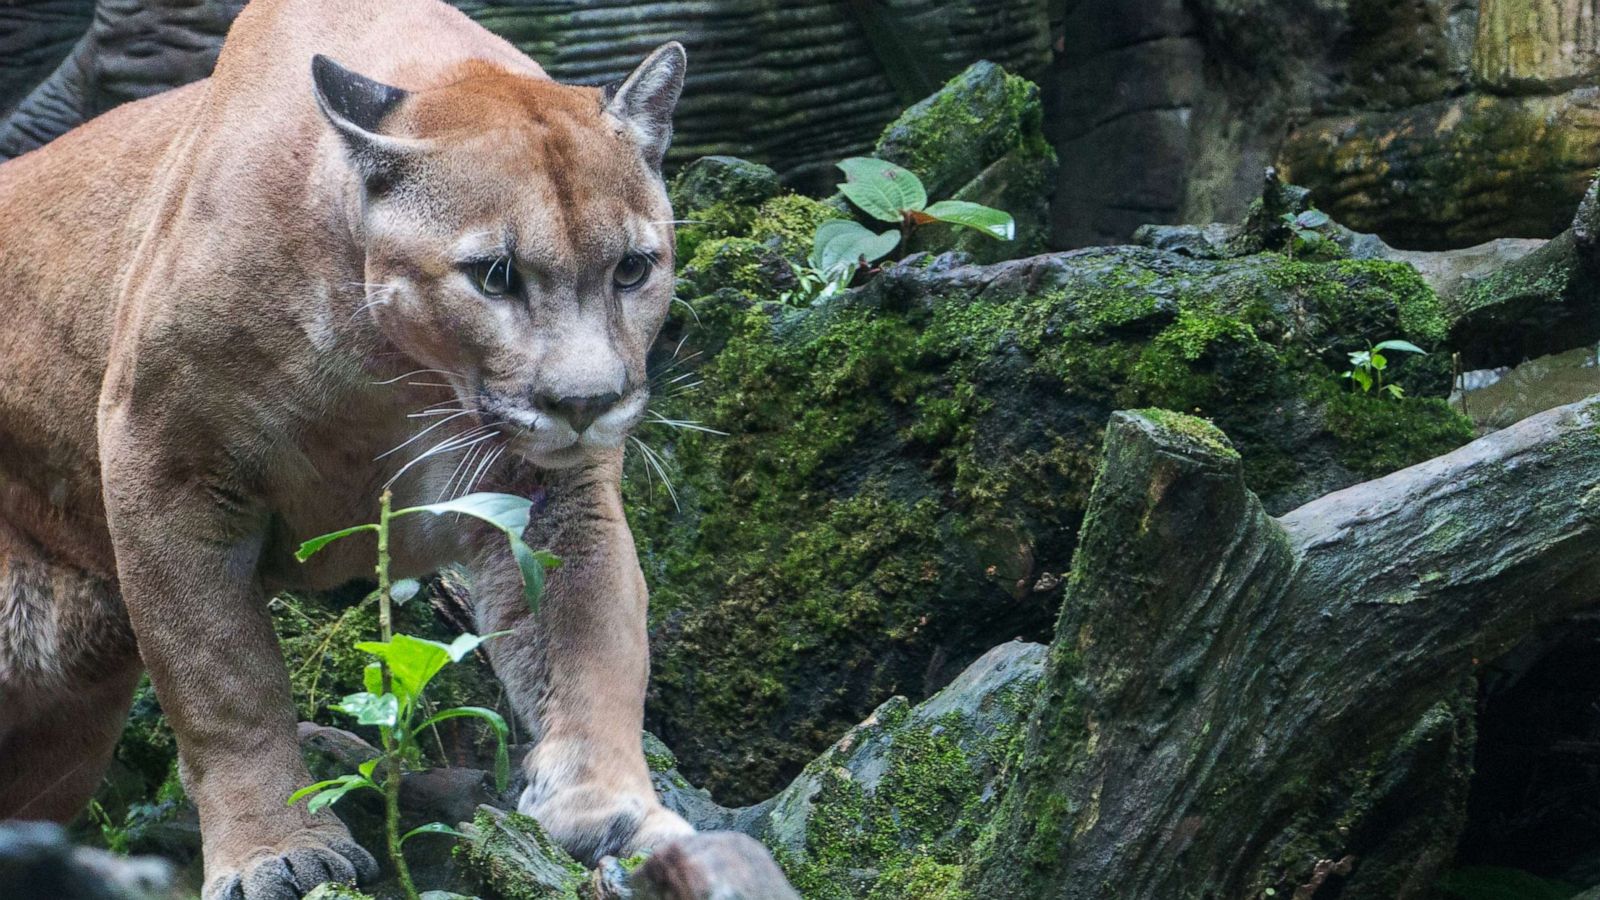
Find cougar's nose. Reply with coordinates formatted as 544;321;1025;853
536;391;621;433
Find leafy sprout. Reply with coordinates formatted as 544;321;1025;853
1281;209;1331;258
289;490;558;900
807;157;1015;288
1343;339;1425;399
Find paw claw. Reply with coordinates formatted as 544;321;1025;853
203;833;375;900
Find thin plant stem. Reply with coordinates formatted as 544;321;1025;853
375;490;420;900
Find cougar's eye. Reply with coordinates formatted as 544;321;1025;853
465;257;520;298
614;251;652;290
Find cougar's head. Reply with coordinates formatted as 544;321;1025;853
312;45;686;469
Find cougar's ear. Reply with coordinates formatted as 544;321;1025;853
311;54;413;186
605;42;687;169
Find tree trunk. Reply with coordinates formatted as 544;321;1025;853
969;398;1600;898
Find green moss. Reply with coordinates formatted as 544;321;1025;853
302;884;376;900
681;237;787;299
867;857;970;900
1134;409;1241;460
454;809;586;900
778;707;1016;899
749;194;841;260
1322;386;1475;476
642;732;678;773
637;238;1473;805
875;62;1053;200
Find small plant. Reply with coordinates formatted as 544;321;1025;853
289;491;558;900
810;157;1014;284
1280;209;1331;257
777;259;848;306
1343;339;1425;398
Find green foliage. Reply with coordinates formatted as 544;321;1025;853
1343;339;1426;399
636;242;1474;802
1279;208;1331;258
291;491;557;900
810;157;1015;283
837;157;928;222
299;492;556;608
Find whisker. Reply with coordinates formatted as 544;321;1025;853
671;297;702;325
384;428;496;490
439;440;487;502
463;443;506;499
372;368;462;386
376;410;475;460
629;435;680;511
644;413;726;436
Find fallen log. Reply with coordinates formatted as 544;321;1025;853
968;397;1600;898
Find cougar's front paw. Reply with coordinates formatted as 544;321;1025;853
519;784;694;865
202;831;378;900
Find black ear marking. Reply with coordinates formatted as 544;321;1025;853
310;55;414;188
311;54;409;134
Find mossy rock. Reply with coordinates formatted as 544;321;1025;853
632;197;1472;803
874;62;1056;264
742;642;1045;899
454;807;587;900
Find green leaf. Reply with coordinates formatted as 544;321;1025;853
507;534;548;611
922;200;1015;241
287;774;376;814
401;822;466;845
336;692;399;728
397;493;556;612
1295;209;1331;228
295;524;377;562
1373;339;1426;355
355;635;453;708
1348;350;1371;368
358;758;380;780
835;157;927;221
1370;351;1388;371
444;631;509;663
390;578;421;605
308;782;366;816
287;778;355;807
397;492;532;534
1350;369;1374;392
363;663;382;695
420;706;510;791
811;219;899;279
1385;383;1406;399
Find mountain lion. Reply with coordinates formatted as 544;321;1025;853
0;0;791;896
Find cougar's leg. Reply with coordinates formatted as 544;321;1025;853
469;449;692;866
0;523;141;823
98;439;377;900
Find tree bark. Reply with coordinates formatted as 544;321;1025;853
969;398;1600;898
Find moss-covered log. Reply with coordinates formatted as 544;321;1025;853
968;398;1600;897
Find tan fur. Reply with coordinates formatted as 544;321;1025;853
0;1;699;896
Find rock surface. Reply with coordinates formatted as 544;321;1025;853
643;160;1478;803
0;820;179;900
